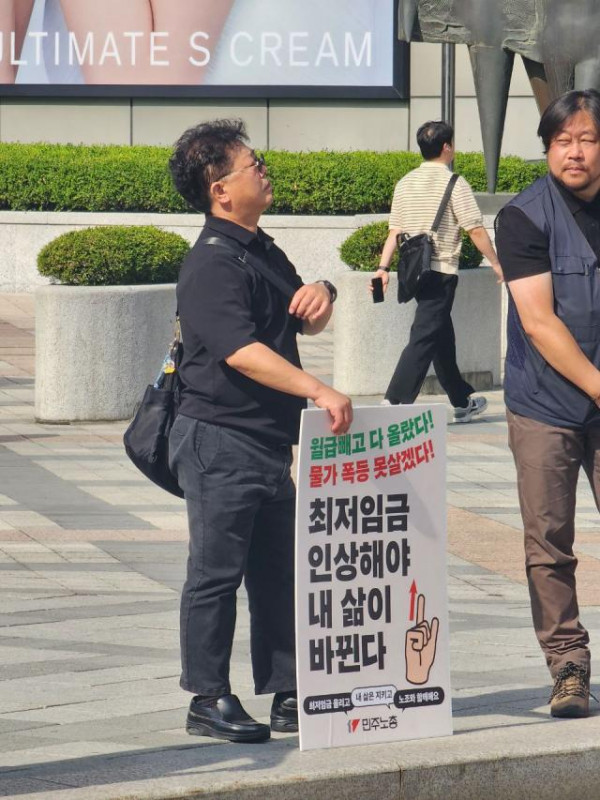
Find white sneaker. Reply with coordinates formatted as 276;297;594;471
380;399;392;406
453;396;487;423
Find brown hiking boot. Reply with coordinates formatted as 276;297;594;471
549;662;590;718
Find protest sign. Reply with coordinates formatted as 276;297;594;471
295;404;451;750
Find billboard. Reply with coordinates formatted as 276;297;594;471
1;0;408;98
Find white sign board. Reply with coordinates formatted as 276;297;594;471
295;405;452;751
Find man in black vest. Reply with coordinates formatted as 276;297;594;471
168;119;352;742
496;89;600;718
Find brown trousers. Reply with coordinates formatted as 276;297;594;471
507;409;600;677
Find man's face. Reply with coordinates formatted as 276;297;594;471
547;110;600;200
219;144;273;215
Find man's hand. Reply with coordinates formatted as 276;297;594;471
467;226;503;283
368;268;391;294
490;260;504;284
289;283;331;324
226;342;350;426
312;385;353;435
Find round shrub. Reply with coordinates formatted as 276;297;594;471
339;221;483;272
37;226;190;286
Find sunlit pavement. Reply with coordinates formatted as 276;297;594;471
1;294;600;800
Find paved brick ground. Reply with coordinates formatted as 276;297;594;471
2;293;600;800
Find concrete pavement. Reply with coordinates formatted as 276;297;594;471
2;294;600;799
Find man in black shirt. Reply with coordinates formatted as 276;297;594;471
168;119;352;743
495;90;600;719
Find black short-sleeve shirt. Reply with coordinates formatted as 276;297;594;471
176;215;306;447
496;176;600;281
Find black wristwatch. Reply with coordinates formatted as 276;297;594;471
317;279;337;303
377;266;391;272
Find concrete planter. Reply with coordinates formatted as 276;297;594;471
35;284;176;422
0;209;501;293
0;211;359;292
333;268;503;396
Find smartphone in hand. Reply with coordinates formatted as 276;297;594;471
371;276;384;303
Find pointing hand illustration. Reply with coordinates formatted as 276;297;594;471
405;593;439;685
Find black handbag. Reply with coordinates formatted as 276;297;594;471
123;235;297;498
396;173;459;304
123;329;184;498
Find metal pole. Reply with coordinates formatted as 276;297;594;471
441;42;455;128
441;42;456;168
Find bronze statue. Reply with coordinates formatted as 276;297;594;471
399;0;600;191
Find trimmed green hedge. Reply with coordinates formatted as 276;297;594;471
339;221;482;272
0;144;186;213
37;226;190;286
0;143;547;216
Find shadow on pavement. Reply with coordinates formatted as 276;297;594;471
452;684;600;721
452;686;550;719
0;737;296;797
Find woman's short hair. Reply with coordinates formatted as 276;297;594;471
169;119;248;213
416;120;454;160
538;89;600;152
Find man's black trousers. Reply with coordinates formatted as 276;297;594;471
169;414;296;697
385;271;474;408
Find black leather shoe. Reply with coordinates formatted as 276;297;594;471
186;694;270;743
270;691;298;732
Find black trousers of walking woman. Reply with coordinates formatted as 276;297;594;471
385;271;474;408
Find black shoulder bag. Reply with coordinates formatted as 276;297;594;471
396;173;459;304
123;236;296;498
123;324;185;498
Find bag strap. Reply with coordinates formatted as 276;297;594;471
174;234;297;354
202;235;296;301
430;173;459;234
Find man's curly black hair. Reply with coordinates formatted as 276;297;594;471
169;118;249;213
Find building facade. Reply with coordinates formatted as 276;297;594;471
0;43;542;161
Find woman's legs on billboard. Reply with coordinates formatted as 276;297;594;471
149;0;234;84
58;0;234;85
58;0;152;84
0;0;34;83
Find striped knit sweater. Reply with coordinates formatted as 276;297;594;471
388;161;483;275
